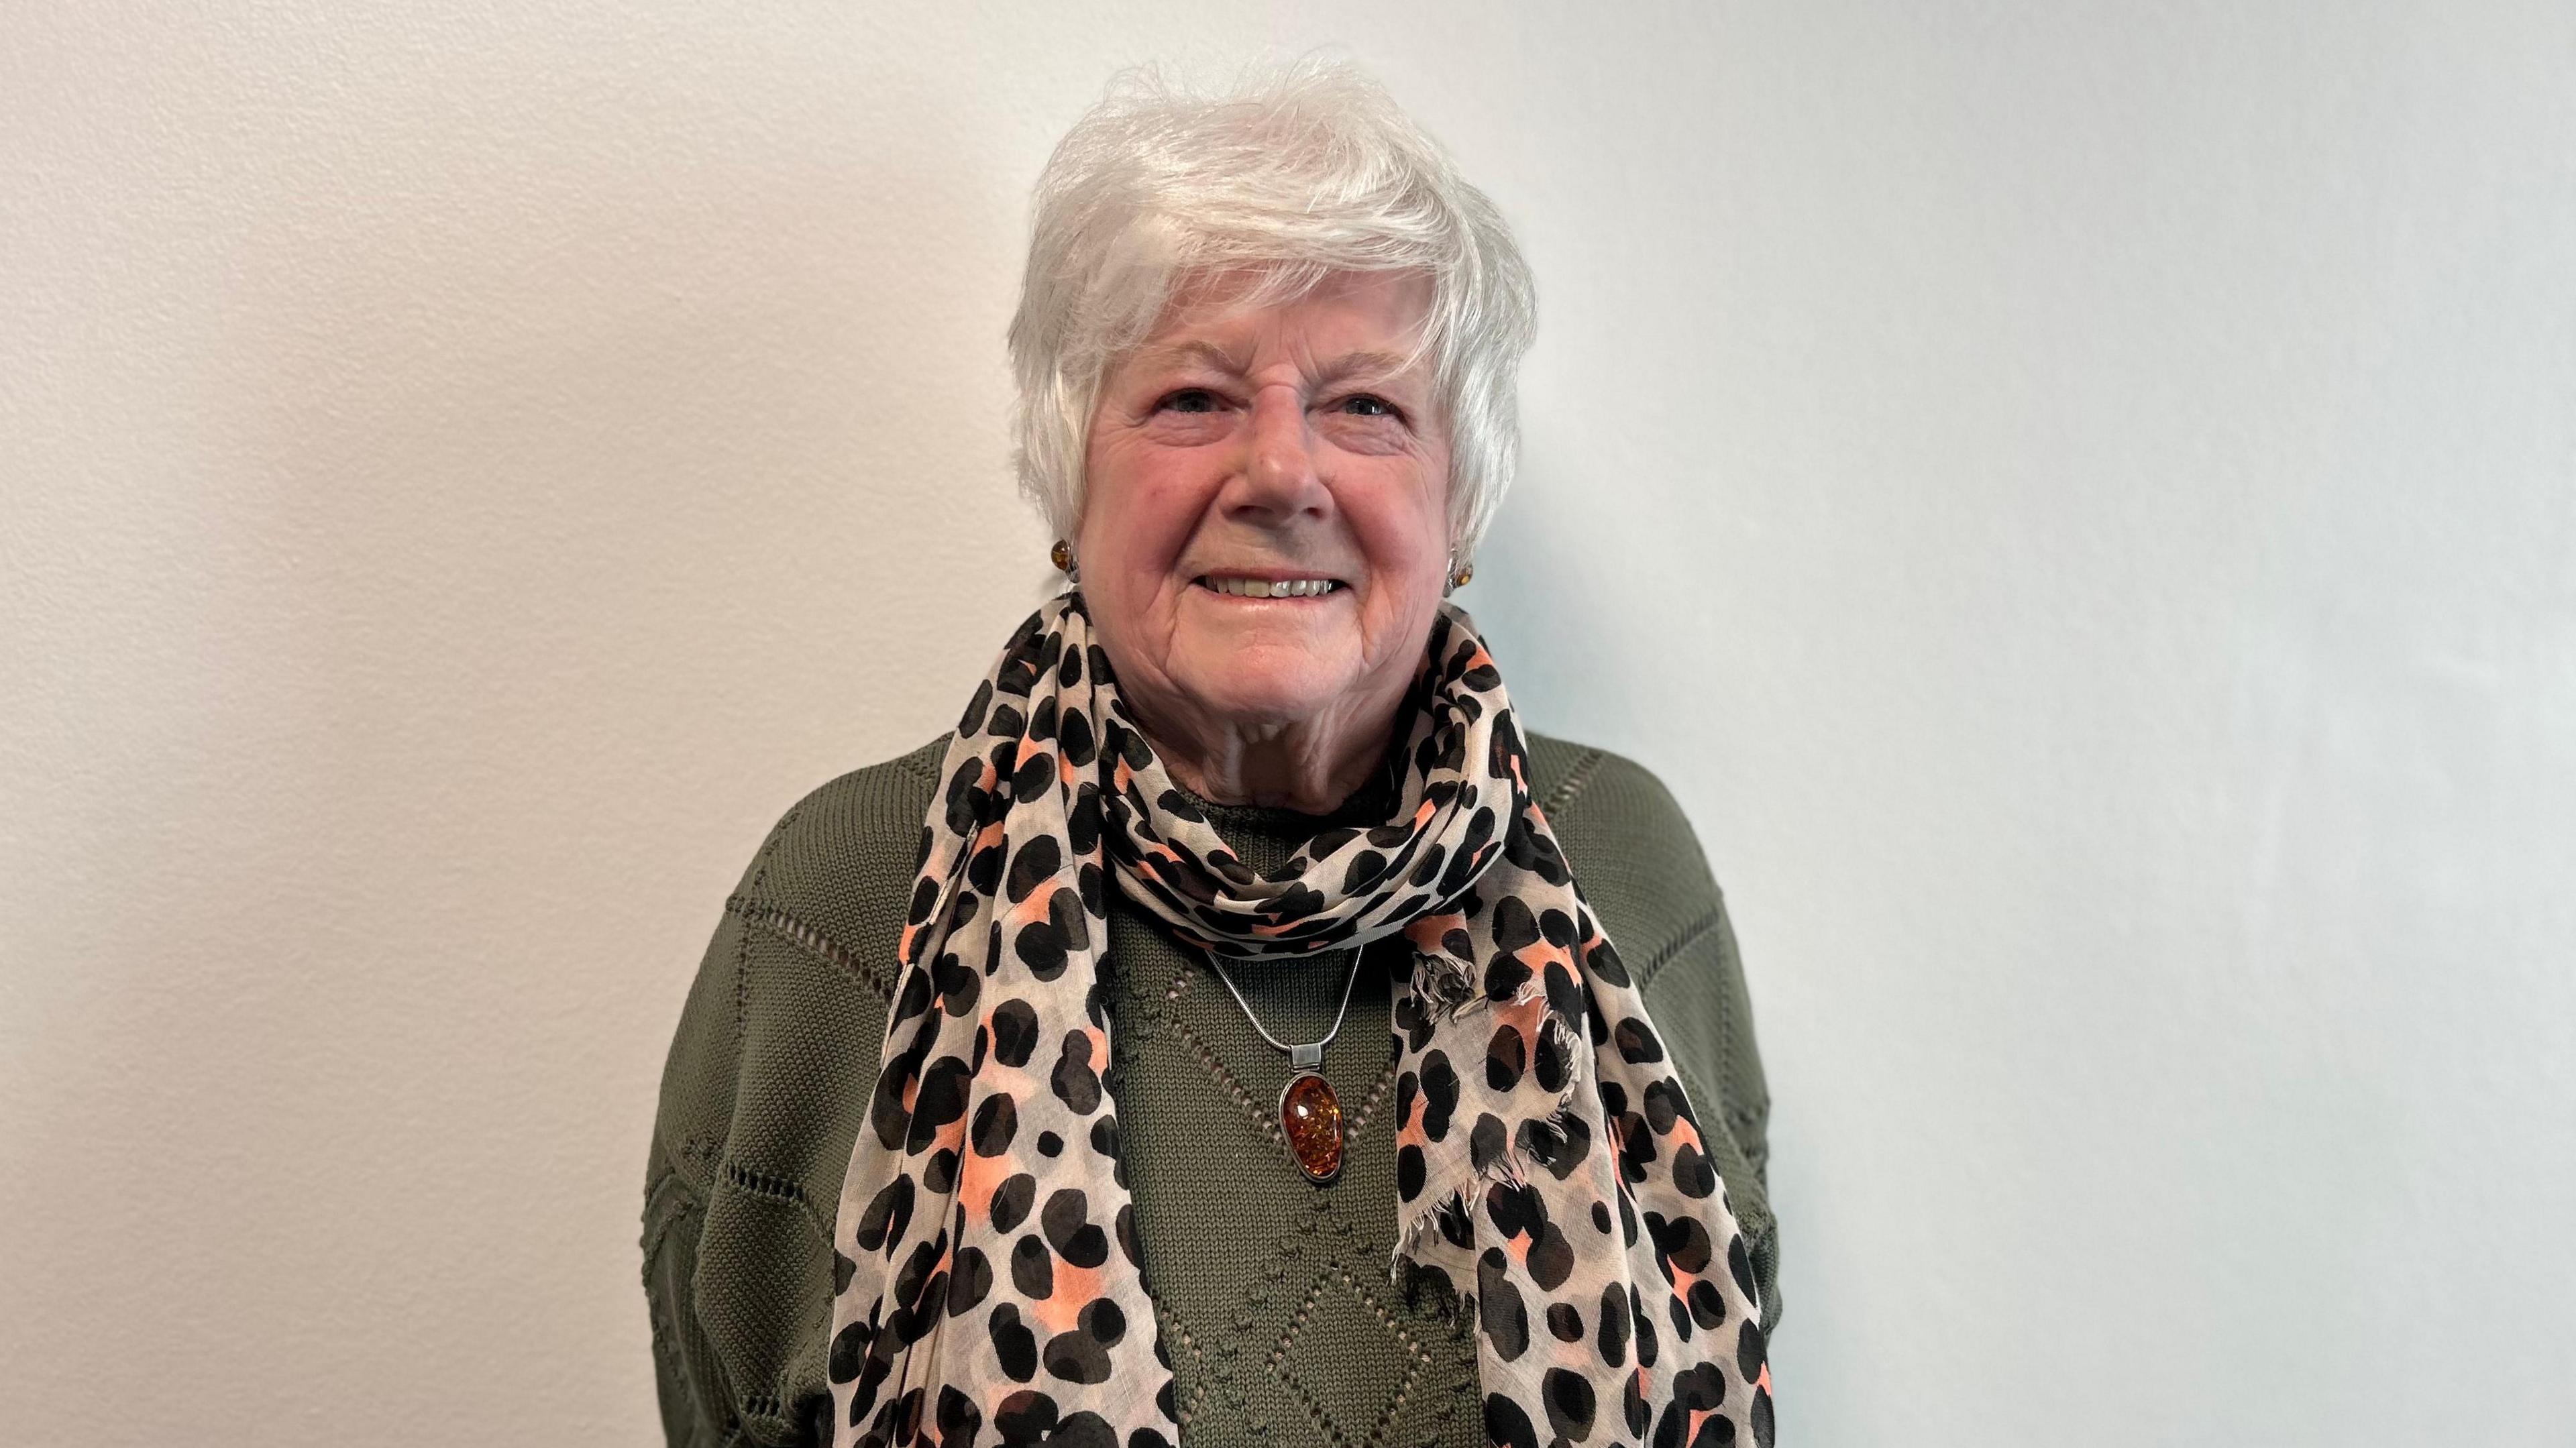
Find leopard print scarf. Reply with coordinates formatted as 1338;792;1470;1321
826;592;1772;1448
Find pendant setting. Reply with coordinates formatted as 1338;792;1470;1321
1278;1044;1344;1184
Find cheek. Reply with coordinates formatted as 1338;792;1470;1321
1078;436;1203;608
1352;467;1452;596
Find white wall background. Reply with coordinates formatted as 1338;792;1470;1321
5;2;2571;1443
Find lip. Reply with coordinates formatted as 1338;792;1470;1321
1191;570;1350;600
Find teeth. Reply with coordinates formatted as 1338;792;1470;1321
1205;577;1338;598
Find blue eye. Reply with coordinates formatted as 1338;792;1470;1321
1161;388;1220;413
1340;394;1396;417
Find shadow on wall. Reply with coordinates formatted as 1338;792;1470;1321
1468;411;1665;766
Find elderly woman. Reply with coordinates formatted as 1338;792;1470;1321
643;62;1777;1448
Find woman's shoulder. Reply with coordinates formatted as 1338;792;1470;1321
721;732;951;918
1522;730;1698;830
1522;729;1731;952
761;730;950;846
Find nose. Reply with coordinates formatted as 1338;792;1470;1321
1226;383;1330;522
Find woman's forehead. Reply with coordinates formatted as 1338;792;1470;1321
1125;269;1434;376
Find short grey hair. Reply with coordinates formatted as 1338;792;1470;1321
1006;59;1538;558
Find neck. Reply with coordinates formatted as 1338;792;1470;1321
1133;695;1401;814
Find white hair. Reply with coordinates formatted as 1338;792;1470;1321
1006;58;1538;559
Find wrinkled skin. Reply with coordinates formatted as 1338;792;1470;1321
1077;269;1453;812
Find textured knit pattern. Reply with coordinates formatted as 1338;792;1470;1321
643;730;1777;1448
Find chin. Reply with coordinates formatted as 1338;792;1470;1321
1177;658;1359;728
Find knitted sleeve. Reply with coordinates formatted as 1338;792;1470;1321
641;884;773;1447
642;1125;739;1447
640;740;946;1447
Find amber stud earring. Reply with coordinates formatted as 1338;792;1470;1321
1050;539;1078;583
1446;557;1474;594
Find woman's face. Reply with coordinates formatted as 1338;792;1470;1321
1077;270;1452;747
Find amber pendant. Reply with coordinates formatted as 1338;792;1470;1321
1279;1065;1344;1185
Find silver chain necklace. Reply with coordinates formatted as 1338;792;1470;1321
1201;946;1365;1186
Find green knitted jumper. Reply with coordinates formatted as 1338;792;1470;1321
641;731;1777;1447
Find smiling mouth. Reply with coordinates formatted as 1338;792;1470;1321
1193;575;1346;598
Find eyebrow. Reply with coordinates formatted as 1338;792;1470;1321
1132;340;1422;390
1311;349;1417;388
1133;340;1248;374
